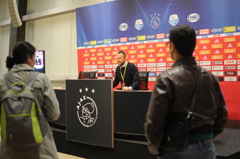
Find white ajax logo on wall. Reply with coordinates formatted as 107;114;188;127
169;14;179;26
135;19;144;30
150;13;161;29
76;87;98;127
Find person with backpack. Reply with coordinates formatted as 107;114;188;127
0;41;60;159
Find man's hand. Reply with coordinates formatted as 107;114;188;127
122;86;131;91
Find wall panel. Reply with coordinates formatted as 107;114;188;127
25;17;52;72
0;25;10;75
49;12;74;76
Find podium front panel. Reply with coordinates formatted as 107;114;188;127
66;79;114;148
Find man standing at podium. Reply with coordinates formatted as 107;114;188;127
113;50;141;91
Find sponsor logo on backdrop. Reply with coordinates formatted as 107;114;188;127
224;77;237;81
76;88;98;127
90;41;97;45
169;14;179;26
97;69;104;72
147;63;156;67
135;19;144;30
224;60;236;65
147;68;156;71
226;66;236;70
119;23;128;31
91;65;97;69
104;39;111;44
212;71;224;76
105;73;113;77
139;68;147;71
211;28;223;33
150;13;161;29
157;67;166;71
83;42;90;45
212;66;224;70
138;63;147;67
105;65;112;68
120;37;128;43
129;37;137;41
105;69;112;72
202;66;211;70
84;66;91;69
199;39;210;44
213;61;223;65
187;13;200;22
198;29;210;35
97;65;104;68
223;26;236;32
157;63;166;67
137;35;146;41
149;77;156;81
156;33;166;39
149;73;157;77
113;64;118;68
112;39;120;43
147;35;156;40
97;40;104;45
224;37;236;42
225;71;237;76
200;61;211;65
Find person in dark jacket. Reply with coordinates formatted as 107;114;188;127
144;25;228;159
113;50;141;91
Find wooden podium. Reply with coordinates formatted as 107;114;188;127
65;79;114;148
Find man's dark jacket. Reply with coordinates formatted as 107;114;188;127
144;57;228;155
113;62;141;90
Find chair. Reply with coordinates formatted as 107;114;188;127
138;71;150;90
78;71;97;79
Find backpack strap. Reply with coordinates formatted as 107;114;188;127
24;71;40;89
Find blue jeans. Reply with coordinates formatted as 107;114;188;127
161;140;216;159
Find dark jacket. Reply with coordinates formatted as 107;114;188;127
144;57;228;155
113;62;141;90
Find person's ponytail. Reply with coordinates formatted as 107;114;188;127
6;55;15;69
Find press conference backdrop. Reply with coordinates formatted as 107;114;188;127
76;0;240;121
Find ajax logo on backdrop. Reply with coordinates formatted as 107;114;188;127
76;87;98;127
150;13;161;29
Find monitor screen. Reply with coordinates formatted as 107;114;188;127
34;50;45;73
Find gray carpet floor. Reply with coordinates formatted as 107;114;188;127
215;128;240;157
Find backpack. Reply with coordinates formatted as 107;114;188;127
0;71;47;147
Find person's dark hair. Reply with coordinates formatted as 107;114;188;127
118;50;126;58
6;41;36;69
169;24;196;57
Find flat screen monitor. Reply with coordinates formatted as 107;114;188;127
34;50;45;73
